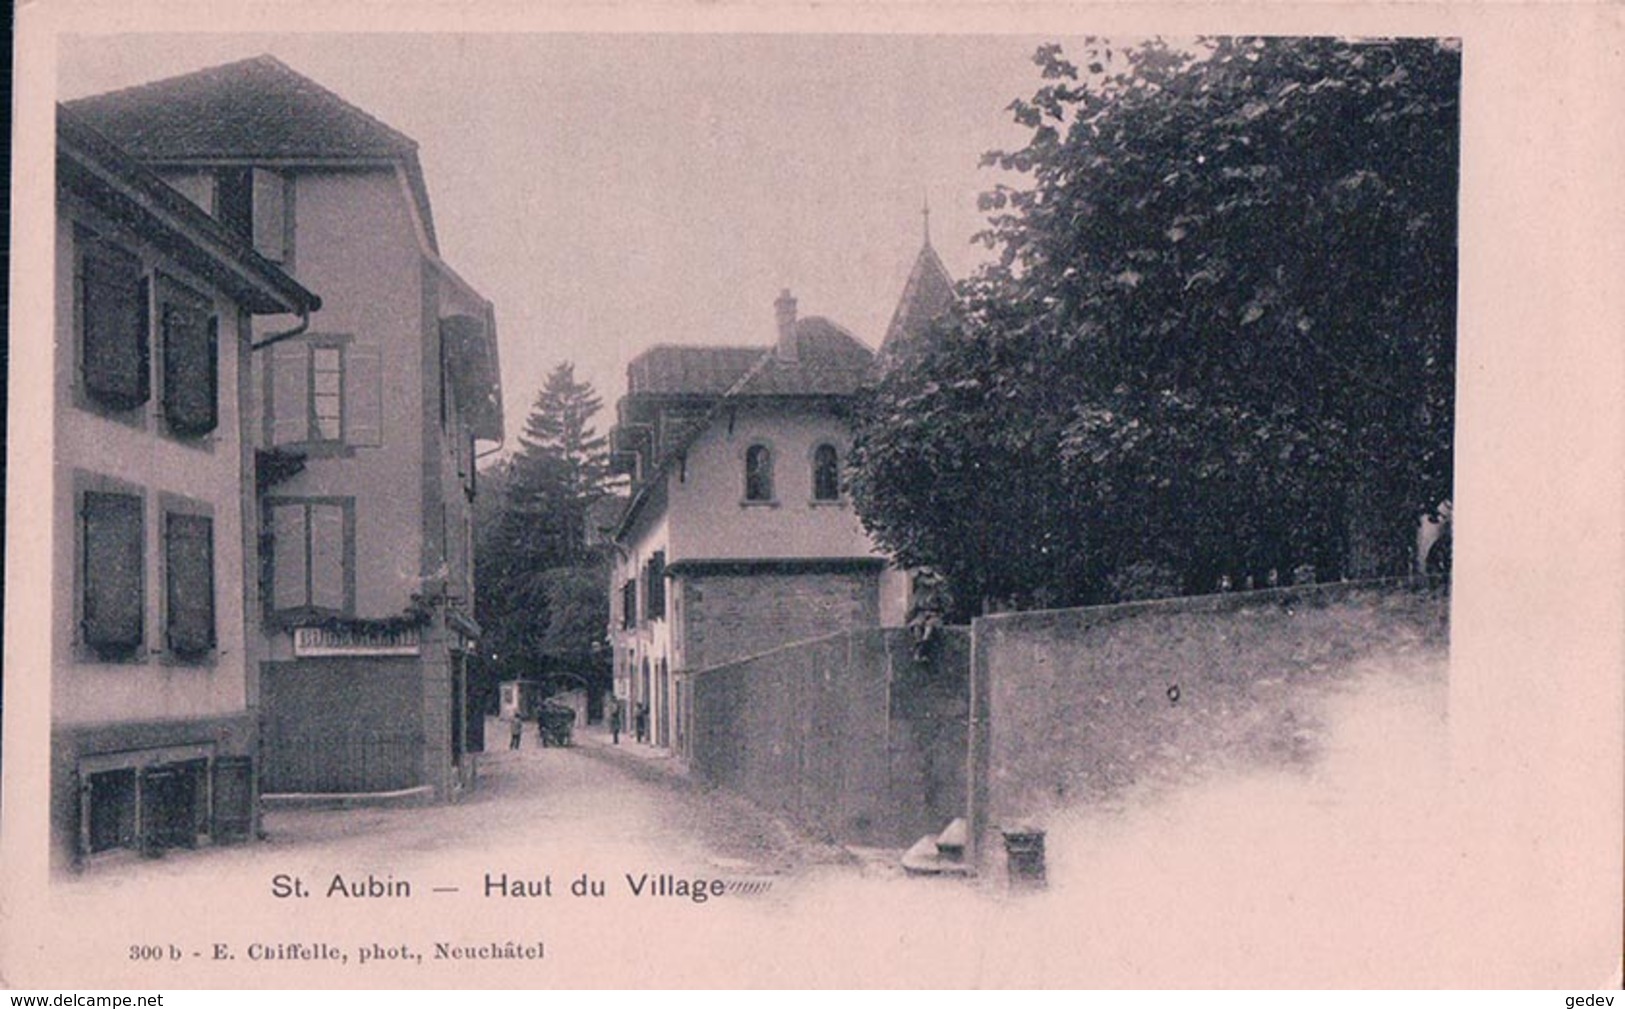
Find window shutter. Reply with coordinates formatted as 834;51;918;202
345;345;383;447
81;248;150;410
309;504;346;612
269;346;309;446
86;770;138;853
646;552;666;620
251;169;286;262
217;168;253;241
165;513;215;656
82;492;144;658
210;757;255;841
626;579;639;629
162;300;219;436
270;503;308;610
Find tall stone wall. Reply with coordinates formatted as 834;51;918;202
968;580;1449;859
688;627;969;847
681;568;879;672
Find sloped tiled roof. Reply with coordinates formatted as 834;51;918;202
65;55;416;160
880;239;956;357
628;345;762;397
57;105;321;316
735;317;875;396
626;317;874;400
66;55;438;250
586;493;631;542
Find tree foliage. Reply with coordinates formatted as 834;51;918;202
474;363;612;690
849;36;1459;613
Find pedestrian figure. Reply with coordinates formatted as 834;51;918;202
606;695;622;745
508;713;523;750
634;701;649;744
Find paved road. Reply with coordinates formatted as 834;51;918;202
250;720;855;882
44;669;1504;987
51;719;863;918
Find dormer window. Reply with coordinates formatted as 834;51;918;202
744;444;774;502
812;444;840;501
216;167;290;264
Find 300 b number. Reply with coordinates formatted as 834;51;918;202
129;944;183;961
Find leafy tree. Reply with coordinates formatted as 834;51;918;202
850;36;1458;611
537;566;610;670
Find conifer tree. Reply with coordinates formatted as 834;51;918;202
474;363;613;700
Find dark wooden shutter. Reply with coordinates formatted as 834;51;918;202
81;246;149;410
211;757;255;842
85;769;138;854
217;168;253;241
82;491;144;659
141;764;199;852
165;513;215;657
646;551;666;620
162;299;219;436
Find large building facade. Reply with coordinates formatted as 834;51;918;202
608;291;912;754
607;219;957;755
51;109;322;868
69;57;504;803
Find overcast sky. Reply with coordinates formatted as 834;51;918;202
58;33;1068;450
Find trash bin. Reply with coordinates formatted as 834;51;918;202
1002;828;1047;889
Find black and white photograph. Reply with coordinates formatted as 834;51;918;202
3;1;1622;992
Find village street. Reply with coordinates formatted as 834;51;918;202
37;662;1543;989
41;718;895;986
55;718;865;907
258;719;860;883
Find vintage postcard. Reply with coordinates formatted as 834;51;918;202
4;0;1622;990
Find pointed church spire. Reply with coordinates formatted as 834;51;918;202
880;199;957;364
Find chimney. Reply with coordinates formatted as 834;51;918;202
775;289;798;362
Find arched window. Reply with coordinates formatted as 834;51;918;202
812;444;840;501
744;444;774;502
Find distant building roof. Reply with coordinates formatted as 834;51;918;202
65;54;439;251
627;345;763;397
611;301;875;542
57;104;321;316
586;493;630;542
880;238;956;359
626;317;875;400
